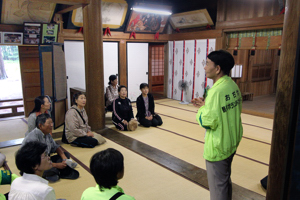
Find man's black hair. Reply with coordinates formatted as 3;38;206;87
207;50;235;76
140;83;149;90
16;141;47;175
118;85;127;93
90;148;124;190
35;113;51;129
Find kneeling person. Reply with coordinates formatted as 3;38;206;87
81;148;135;200
23;114;79;182
136;83;163;128
64;92;106;148
112;86;137;131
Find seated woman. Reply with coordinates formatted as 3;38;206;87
106;75;119;111
81;148;135;200
136;83;163;127
65;92;106;148
112;86;137;131
9;141;56;200
26;96;51;136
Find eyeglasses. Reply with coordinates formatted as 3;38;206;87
41;151;49;159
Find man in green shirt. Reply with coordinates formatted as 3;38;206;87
192;50;243;200
81;148;135;200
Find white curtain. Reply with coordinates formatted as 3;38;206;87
167;39;216;101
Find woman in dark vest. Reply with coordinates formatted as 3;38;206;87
136;83;163;127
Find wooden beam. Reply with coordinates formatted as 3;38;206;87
169;30;223;41
216;15;284;30
62;29;169;42
57;5;82;14
119;40;127;87
267;0;300;199
82;0;105;130
39;0;89;5
0;24;23;32
216;0;227;22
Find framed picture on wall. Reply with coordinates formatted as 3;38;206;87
169;9;214;29
41;23;58;44
125;3;171;33
2;32;23;45
23;22;42;45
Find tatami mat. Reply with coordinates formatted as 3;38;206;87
1;140;211;200
0;98;273;198
0;119;27;141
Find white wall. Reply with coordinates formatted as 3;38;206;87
64;41;119;108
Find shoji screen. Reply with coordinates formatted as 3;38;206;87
127;43;149;102
103;42;119;89
167;39;216;102
64;41;119;108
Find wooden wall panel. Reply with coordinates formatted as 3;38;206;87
219;0;280;22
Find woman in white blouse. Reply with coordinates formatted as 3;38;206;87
9;141;56;200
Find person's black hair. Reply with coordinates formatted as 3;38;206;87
73;92;85;106
16;141;47;175
36;113;51;129
207;50;235;76
108;75;117;85
90;148;124;190
140;83;149;90
118;85;127;93
29;96;46;115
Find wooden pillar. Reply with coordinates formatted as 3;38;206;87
267;0;300;199
119;40;127;86
82;0;105;130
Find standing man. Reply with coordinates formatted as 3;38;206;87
192;50;243;200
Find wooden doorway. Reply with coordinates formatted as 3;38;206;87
149;44;165;99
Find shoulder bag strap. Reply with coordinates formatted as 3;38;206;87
71;107;86;124
109;192;124;200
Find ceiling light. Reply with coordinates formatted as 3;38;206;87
131;7;172;15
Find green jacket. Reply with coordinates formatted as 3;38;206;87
196;75;243;161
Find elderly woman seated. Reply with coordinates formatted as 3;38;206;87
63;92;106;148
112;86;138;131
9;141;56;200
23;114;79;182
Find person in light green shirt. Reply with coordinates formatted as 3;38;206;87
81;148;135;200
0;169;19;200
192;50;243;200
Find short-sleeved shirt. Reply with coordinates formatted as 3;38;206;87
22;128;60;155
81;185;135;200
9;173;56;200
